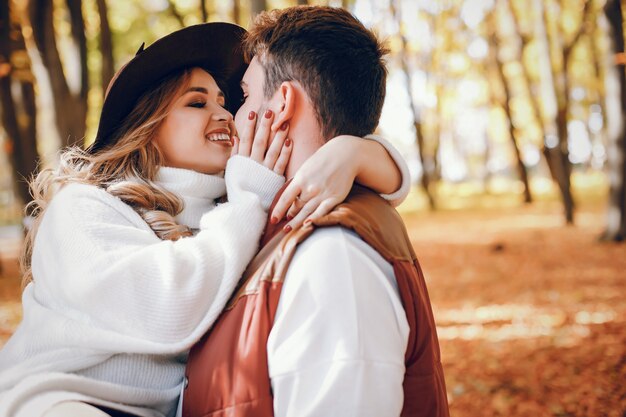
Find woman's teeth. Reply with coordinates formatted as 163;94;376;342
206;133;230;141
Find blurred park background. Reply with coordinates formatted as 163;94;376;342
0;0;625;416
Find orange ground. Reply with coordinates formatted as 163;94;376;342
0;201;624;416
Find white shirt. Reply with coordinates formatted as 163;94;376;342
268;227;410;416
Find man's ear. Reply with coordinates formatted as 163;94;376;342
271;81;296;131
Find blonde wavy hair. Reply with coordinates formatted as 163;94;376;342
21;68;196;286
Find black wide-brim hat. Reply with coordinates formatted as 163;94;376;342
89;22;247;153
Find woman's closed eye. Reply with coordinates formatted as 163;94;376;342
188;100;206;108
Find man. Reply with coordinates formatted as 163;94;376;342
183;6;449;417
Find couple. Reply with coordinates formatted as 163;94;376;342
0;6;448;417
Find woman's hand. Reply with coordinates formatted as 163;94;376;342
270;135;404;231
270;135;364;231
231;110;291;174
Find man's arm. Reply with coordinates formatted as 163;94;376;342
267;227;410;417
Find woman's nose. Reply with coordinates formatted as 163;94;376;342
212;105;233;122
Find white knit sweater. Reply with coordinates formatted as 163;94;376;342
0;156;285;417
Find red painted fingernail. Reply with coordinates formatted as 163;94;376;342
286;214;293;221
270;216;278;224
264;109;273;119
280;122;288;131
283;225;292;233
285;138;291;146
248;111;256;120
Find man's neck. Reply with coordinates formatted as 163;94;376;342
284;122;325;179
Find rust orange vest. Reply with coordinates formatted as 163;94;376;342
183;187;449;417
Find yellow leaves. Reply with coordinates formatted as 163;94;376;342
0;63;11;78
446;51;471;75
405;198;625;417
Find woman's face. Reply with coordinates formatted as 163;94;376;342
154;68;234;175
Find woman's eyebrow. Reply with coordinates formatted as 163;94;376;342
184;87;224;101
185;86;208;94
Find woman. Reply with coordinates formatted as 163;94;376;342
0;23;409;417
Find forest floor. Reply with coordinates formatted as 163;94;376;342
0;192;624;417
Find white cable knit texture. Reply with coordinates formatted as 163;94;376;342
0;157;285;417
224;156;286;212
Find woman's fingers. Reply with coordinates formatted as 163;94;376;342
238;111;256;157
264;123;289;169
304;198;341;224
285;194;307;220
272;137;292;175
271;180;301;223
283;198;318;232
250;110;274;163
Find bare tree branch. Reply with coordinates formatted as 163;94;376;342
0;0;38;206
487;8;532;203
391;0;436;209
96;0;114;93
167;0;185;27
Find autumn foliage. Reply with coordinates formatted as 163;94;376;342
1;199;624;416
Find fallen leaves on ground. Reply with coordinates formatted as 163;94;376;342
0;201;624;416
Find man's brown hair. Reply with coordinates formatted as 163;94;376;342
243;6;389;140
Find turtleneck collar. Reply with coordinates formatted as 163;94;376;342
155;166;226;230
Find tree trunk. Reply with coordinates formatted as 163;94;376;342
602;0;626;241
431;10;443;183
200;0;208;22
0;0;39;207
487;12;532;203
29;0;88;148
589;18;609;153
96;0;114;92
508;0;559;188
539;0;575;223
250;0;266;16
558;0;594;173
391;0;435;209
232;0;240;25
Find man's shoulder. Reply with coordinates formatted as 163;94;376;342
285;226;395;290
292;226;362;262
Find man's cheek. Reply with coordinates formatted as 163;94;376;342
233;107;247;135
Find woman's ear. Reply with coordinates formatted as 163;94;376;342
271;82;296;131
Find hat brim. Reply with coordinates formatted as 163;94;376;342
90;22;247;153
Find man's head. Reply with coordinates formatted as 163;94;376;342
234;6;389;177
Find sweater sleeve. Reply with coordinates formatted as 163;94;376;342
31;158;284;350
364;134;411;207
